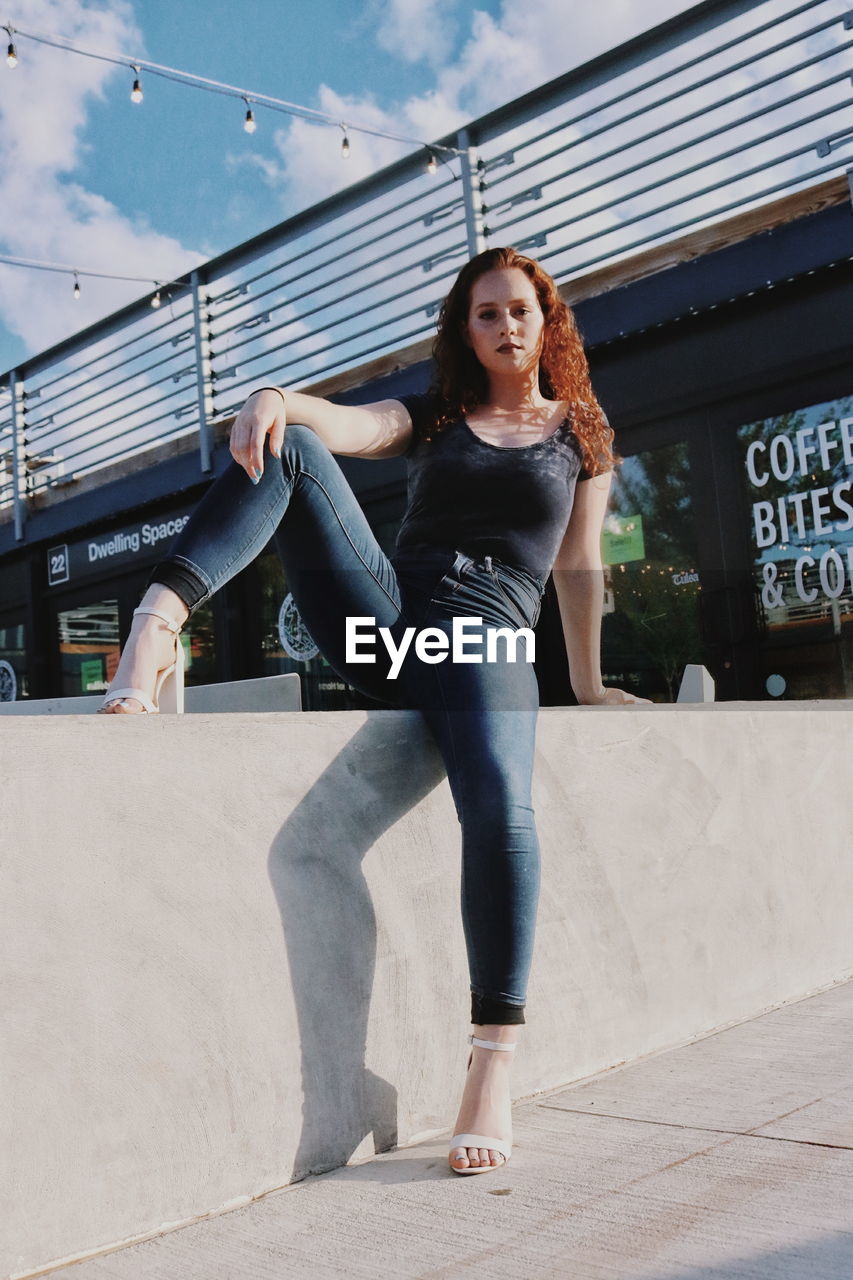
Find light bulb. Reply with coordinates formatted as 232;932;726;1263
244;107;256;134
150;290;162;309
6;41;17;68
73;280;81;300
340;132;350;158
426;151;437;176
131;77;143;103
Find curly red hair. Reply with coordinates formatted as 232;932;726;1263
427;246;618;476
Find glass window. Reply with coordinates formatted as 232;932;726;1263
181;602;216;688
601;440;703;702
57;599;120;696
55;597;216;696
256;552;369;711
738;394;853;700
0;620;28;701
253;500;404;711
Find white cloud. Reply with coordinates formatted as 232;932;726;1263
267;87;407;210
259;0;846;272
0;0;204;361
371;0;461;68
260;0;700;213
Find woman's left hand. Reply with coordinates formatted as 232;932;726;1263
577;686;653;705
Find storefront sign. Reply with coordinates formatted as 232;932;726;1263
79;658;104;693
602;513;645;565
740;406;853;612
46;510;192;587
0;658;16;702
737;407;850;611
278;593;319;662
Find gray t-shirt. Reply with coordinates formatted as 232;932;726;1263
394;393;608;584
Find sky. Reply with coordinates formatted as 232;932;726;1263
0;0;707;377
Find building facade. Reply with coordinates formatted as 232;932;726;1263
1;185;851;709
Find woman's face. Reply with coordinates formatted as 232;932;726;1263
464;267;545;379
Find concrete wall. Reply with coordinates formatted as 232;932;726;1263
3;703;851;1279
0;673;302;715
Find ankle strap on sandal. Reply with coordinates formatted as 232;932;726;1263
468;1034;517;1052
133;606;182;633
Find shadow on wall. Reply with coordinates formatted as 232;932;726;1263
267;712;450;1180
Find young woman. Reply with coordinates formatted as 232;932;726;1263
98;246;648;1175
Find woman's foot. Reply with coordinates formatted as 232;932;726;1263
448;1023;518;1172
99;587;189;714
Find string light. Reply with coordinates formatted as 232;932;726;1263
3;22;464;162
0;251;185;310
0;24;465;305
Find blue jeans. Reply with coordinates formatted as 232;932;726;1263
146;425;545;1025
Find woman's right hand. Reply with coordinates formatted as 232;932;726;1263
229;388;287;481
579;686;653;705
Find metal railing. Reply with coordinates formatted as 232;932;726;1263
2;0;852;541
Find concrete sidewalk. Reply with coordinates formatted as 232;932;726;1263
38;977;853;1279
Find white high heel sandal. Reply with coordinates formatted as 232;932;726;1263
448;1034;516;1175
98;606;186;714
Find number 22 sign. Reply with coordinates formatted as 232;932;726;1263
47;544;70;586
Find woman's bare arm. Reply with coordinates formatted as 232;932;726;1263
552;473;610;703
552;473;650;705
229;387;414;479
